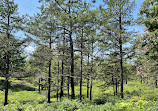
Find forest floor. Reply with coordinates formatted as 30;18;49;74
0;77;158;111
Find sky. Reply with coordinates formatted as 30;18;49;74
14;0;145;18
14;0;145;54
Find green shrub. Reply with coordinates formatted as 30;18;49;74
58;100;83;111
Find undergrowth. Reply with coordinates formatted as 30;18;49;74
0;80;157;111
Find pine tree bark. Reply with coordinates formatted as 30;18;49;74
39;78;41;94
115;78;118;95
67;69;70;98
112;74;115;96
90;75;92;100
48;36;52;103
4;12;10;106
118;79;119;92
155;74;157;88
80;28;83;101
69;0;75;99
87;53;90;98
90;41;94;101
4;66;9;106
60;27;65;100
57;60;60;102
119;12;124;99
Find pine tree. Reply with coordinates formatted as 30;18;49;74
139;0;158;88
102;0;135;98
0;0;26;105
25;2;59;103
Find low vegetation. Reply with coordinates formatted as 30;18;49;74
0;79;157;111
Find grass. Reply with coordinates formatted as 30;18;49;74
0;78;158;111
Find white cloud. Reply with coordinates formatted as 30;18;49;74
25;45;35;53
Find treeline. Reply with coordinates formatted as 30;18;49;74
0;0;157;106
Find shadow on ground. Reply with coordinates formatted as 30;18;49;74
0;80;35;92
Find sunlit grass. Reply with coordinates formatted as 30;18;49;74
0;79;158;111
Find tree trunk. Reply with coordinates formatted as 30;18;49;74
115;78;118;95
4;75;9;106
87;53;90;98
41;85;44;90
118;79;119;93
80;28;83;101
57;61;60;102
4;13;10;106
48;59;51;103
155;74;157;88
48;36;52;103
112;75;115;96
67;69;70;98
90;79;93;101
60;26;65;100
126;78;127;84
69;0;75;99
39;78;41;94
4;48;9;106
119;12;124;99
90;41;94;101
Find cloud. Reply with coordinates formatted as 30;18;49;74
25;45;35;53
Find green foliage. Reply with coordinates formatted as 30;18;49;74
0;0;27;81
0;80;158;111
139;0;158;60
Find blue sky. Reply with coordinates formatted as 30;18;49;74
14;0;145;53
14;0;145;18
14;0;41;16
